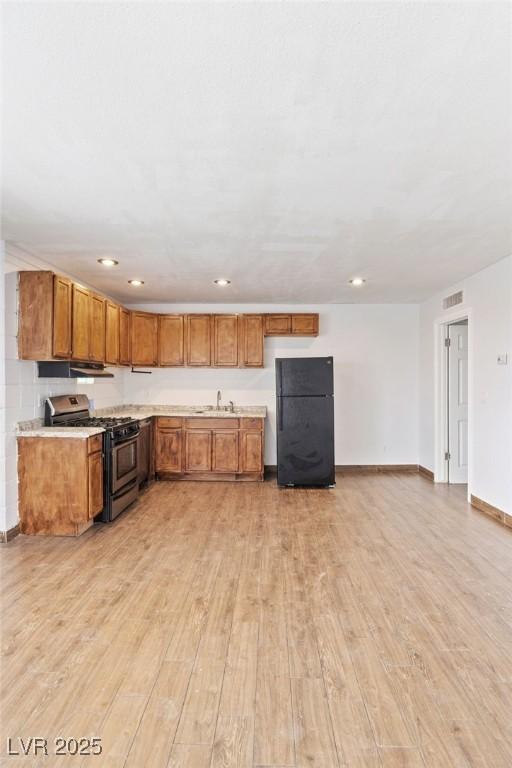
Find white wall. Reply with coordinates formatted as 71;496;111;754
124;302;420;467
419;256;512;514
0;243;7;532
1;265;124;533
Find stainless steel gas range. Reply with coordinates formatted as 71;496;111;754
45;394;140;521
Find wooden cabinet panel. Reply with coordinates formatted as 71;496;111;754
157;417;183;429
105;301;120;365
264;314;291;336
213;315;238;367
212;431;239;472
186;315;212;366
185;430;212;472
184;418;239;430
240;431;264;473
88;449;103;518
119;308;131;365
88;434;103;454
72;284;91;361
53;275;72;358
159;315;185;366
239;314;264;367
132;311;158;366
240;417;263;431
18;437;95;536
291;313;319;336
89;294;106;362
156;428;182;473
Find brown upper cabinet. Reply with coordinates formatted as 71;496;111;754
291;313;319;336
89;294;106;363
119;308;131;366
17;271;319;366
213;314;239;367
71;284;91;361
158;315;185;366
131;311;158;366
264;313;319;337
53;275;73;359
105;301;120;365
264;314;292;336
239;314;264;368
186;314;212;366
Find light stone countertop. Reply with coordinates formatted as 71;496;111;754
97;404;267;420
17;404;267;438
16;426;105;439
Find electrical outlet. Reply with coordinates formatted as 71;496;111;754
497;354;508;365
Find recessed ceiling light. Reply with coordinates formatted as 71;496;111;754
349;277;365;286
97;258;119;267
128;279;144;286
214;278;231;286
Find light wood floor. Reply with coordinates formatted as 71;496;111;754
2;474;512;767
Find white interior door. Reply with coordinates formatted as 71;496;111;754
448;322;468;484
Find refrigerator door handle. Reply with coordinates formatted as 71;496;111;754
276;360;283;396
278;400;283;431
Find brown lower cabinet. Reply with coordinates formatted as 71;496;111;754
155;416;264;480
212;430;239;472
18;435;103;536
185;430;212;471
155;427;182;473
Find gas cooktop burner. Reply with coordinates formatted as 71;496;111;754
67;416;136;429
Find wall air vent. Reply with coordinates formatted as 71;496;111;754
443;290;463;310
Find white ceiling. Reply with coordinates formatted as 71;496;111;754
2;1;511;304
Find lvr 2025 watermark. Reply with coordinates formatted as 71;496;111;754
6;737;102;756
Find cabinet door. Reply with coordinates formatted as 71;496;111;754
212;430;239;472
119;308;131;365
132;312;158;366
88;450;103;518
239;314;264;367
159;315;185;366
240;431;264;473
52;275;72;358
213;315;239;367
155;428;182;473
185;430;212;472
105;301;120;365
89;294;106;362
264;314;291;336
291;313;319;336
186;315;211;366
72;284;91;360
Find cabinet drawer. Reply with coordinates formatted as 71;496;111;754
87;434;103;454
184;417;239;430
240;417;263;430
157;416;183;429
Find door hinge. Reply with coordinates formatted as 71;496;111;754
445;337;451;348
445;451;451;461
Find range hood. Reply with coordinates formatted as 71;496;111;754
37;361;114;378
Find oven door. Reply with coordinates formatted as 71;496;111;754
111;433;139;494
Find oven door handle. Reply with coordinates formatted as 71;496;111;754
114;430;140;445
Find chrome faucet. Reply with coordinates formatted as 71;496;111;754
229;400;235;413
216;390;222;409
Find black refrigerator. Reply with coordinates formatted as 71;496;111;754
276;357;335;487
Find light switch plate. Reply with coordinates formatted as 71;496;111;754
497;354;508;365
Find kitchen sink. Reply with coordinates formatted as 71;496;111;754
192;407;238;415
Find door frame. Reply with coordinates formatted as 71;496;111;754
434;306;473;499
